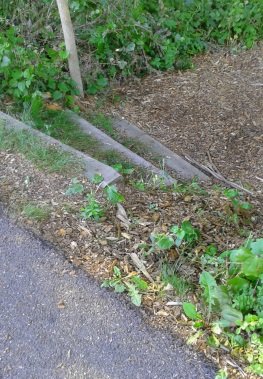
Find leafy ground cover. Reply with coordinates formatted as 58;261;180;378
0;131;262;377
0;2;263;377
1;0;263;103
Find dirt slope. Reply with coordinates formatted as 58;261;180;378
106;44;263;192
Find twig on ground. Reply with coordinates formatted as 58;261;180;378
206;151;221;175
225;358;247;377
256;176;263;182
185;155;254;196
130;253;154;283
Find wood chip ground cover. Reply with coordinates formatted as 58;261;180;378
88;43;263;193
0;149;262;378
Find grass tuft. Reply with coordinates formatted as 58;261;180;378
22;203;51;221
0;125;83;175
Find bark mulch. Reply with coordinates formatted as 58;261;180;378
101;44;263;193
0;150;262;378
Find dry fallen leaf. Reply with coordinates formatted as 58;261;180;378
57;300;66;309
156;310;169;317
99;239;108;246
121;232;131;240
166;301;182;306
57;228;66;237
46;102;62;111
116;203;130;229
152;213;160;222
79;225;92;237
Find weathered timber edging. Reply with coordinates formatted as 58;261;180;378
112;118;209;182
0;111;121;187
68;112;176;185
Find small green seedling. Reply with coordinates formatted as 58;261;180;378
132;180;146;191
112;163;134;176
65;178;84;195
102;266;149;306
170;220;200;247
104;184;125;204
151;233;174;250
223;188;253;224
22;204;51;221
92;173;104;185
148;202;159;211
215;369;228;379
173;180;207;196
81;194;104;220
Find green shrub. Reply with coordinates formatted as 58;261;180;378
1;1;263;99
0;28;77;104
70;0;263;83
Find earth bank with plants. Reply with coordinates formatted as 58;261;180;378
0;133;262;378
0;1;263;378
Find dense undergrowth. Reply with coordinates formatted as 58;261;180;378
1;0;263;102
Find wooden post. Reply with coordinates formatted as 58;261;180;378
56;0;84;97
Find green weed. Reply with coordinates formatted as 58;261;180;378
223;188;253;224
102;266;149;306
22;203;51;221
0;28;76;105
104;185;125;204
162;272;192;297
88;113;116;138
0;126;82;174
1;1;263;103
65;178;85;196
81;194;104;221
173;180;207;196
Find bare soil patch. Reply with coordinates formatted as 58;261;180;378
102;44;263;192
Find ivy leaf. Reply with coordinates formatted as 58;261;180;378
125;42;135;52
1;55;10;67
65;178;84;195
227;277;249;292
59;50;69;60
114;283;126;293
117;60;127;69
52;90;63;100
96;76;108;88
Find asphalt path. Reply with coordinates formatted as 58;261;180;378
0;209;216;379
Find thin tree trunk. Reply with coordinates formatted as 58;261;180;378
56;0;84;97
